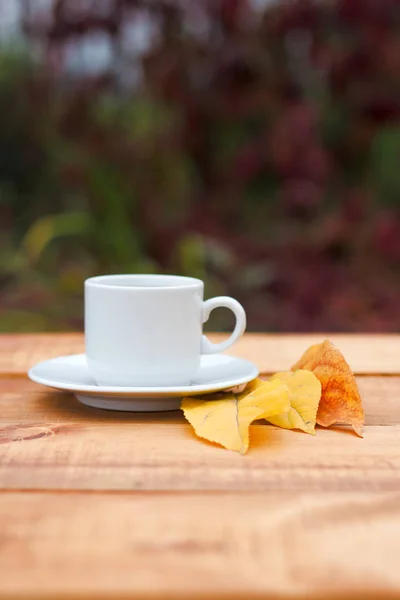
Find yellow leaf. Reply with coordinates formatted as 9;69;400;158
220;377;276;397
267;370;321;434
234;377;265;394
181;379;290;454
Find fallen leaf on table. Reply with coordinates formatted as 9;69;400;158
292;339;365;436
267;370;321;434
181;379;290;454
223;378;264;395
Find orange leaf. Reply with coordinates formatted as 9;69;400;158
292;339;364;436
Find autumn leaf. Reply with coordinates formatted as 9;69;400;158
223;378;265;395
181;379;290;454
267;370;321;434
292;339;365;436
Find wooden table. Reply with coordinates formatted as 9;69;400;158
1;333;400;599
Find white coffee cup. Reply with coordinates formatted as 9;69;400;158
85;274;246;387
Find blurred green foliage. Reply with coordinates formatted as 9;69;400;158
0;0;399;332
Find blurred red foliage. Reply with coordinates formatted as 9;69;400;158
0;0;399;332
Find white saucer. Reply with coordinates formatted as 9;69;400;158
28;353;259;412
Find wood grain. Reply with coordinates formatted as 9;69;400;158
1;333;400;376
0;333;84;376
1;334;400;600
1;491;400;599
0;376;399;492
0;375;398;425
0;380;399;492
1;421;399;492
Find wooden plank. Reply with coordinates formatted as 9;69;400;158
1;421;399;492
1;419;400;491
0;376;399;492
214;333;400;375
0;333;84;377
0;376;398;426
357;377;400;426
1;333;400;376
1;491;400;599
0;382;184;424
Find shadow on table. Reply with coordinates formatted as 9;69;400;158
32;389;184;424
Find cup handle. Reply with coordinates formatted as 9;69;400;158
201;297;246;354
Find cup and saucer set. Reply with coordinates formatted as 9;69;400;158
28;275;259;411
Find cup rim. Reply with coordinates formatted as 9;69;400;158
85;274;203;291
